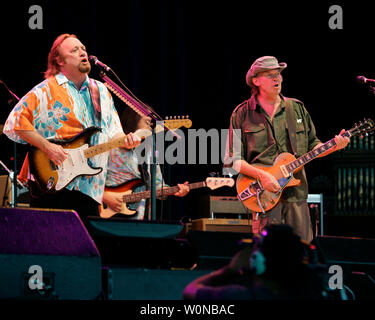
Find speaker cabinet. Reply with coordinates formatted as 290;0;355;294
313;236;375;300
106;267;210;300
191;218;252;233
0;207;102;300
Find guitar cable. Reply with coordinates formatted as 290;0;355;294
256;188;266;220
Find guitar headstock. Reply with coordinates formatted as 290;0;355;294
163;116;192;130
350;118;375;137
205;177;235;190
134;116;192;138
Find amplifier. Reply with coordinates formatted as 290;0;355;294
209;196;249;215
191;218;252;233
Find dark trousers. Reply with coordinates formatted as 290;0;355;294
29;181;100;224
252;200;313;242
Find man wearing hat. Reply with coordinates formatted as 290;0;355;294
225;56;349;242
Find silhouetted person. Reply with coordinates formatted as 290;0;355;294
183;224;329;300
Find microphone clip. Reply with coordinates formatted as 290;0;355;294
88;55;111;73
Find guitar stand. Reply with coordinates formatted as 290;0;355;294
0;80;20;207
0;160;27;207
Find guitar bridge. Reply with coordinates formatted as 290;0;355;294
237;181;262;201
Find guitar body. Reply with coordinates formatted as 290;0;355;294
236;152;301;213
29;127;103;193
27;119;193;194
99;179;145;218
100;177;235;219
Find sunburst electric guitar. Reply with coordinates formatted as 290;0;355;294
236;119;375;214
99;177;235;218
29;117;192;193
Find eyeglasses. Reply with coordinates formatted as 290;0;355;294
258;72;281;80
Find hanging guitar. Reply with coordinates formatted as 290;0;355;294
29;117;192;193
236;118;375;214
99;177;235;218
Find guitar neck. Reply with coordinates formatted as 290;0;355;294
123;181;206;203
84;135;126;159
286;130;352;173
102;73;159;120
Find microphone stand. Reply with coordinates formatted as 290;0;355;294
150;120;157;220
0;80;20;207
98;71;177;221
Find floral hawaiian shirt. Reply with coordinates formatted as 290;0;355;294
4;73;123;203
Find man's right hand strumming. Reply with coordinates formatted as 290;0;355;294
233;159;281;194
257;170;281;193
43;141;68;166
102;192;123;212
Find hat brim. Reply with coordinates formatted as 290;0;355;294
246;62;287;86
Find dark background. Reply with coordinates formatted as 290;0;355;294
0;1;374;222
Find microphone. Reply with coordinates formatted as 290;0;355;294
356;75;375;86
88;56;111;72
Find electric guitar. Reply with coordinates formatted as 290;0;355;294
29;117;192;193
99;177;235;218
236;119;375;214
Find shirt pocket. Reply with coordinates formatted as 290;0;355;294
243;123;268;152
295;122;308;156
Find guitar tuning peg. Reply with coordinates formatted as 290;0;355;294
186;115;189;119
181;115;185;119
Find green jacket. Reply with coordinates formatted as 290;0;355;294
226;94;321;202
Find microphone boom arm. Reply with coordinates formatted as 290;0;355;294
99;72;174;134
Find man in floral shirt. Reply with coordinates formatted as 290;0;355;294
4;33;140;221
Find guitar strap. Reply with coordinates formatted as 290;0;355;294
89;79;102;124
284;98;298;157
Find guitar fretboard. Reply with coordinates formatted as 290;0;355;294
102;74;166;126
123;181;206;203
83;136;126;158
286;130;351;173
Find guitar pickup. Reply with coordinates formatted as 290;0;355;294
49;160;57;171
280;165;290;178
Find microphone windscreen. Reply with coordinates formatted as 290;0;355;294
356;76;366;83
